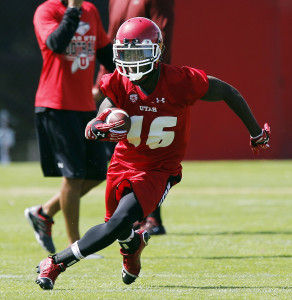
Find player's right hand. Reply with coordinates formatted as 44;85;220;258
250;123;271;155
85;108;127;142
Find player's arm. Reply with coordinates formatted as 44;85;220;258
46;0;83;53
97;97;116;115
201;76;270;154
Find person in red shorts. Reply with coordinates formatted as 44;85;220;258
34;17;270;290
24;0;115;254
93;0;175;235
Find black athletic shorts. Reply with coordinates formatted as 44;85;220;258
35;108;107;180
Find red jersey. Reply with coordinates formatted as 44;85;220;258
33;0;110;111
100;63;209;174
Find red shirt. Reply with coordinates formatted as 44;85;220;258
100;63;209;174
34;0;110;111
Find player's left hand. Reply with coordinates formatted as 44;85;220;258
85;108;127;142
250;123;271;155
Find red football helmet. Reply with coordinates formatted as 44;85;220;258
113;17;163;82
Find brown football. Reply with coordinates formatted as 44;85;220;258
105;108;131;132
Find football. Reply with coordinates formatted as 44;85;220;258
105;108;131;132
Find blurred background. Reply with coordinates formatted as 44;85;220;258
1;0;291;163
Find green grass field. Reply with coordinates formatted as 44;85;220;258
0;160;292;299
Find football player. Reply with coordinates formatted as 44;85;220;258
93;0;176;235
35;17;270;290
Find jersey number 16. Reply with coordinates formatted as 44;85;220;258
127;116;177;149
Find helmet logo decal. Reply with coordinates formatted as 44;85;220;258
156;98;165;103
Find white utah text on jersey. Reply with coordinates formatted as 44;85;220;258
139;106;157;112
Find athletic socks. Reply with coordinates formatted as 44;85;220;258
53;241;83;267
54;230;142;266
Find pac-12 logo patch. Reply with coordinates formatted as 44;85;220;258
130;94;138;103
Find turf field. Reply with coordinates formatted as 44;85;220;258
0;160;292;299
